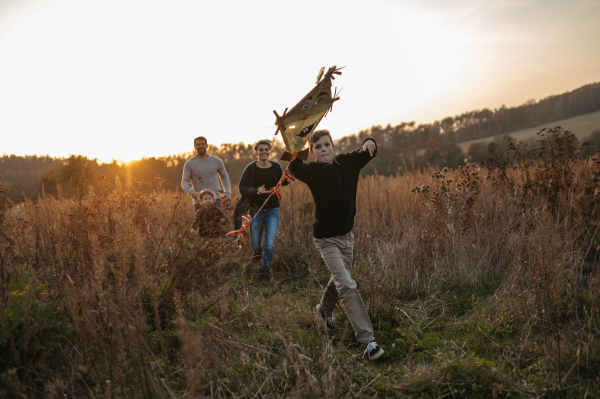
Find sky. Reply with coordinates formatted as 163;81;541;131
1;0;599;163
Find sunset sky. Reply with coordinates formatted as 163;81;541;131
1;0;599;163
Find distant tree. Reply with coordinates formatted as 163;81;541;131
487;141;499;153
425;138;440;153
59;155;97;190
437;142;464;169
465;141;488;162
424;141;464;169
582;129;600;155
487;133;512;154
39;169;59;196
441;117;454;133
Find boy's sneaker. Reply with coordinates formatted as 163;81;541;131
364;341;384;361
315;304;335;331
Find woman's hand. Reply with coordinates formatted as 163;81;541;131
257;184;268;194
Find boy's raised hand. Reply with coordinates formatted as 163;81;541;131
359;140;376;156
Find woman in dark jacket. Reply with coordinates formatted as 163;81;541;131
239;140;290;279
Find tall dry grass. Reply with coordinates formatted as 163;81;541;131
1;127;599;397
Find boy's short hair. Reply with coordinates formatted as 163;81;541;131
194;136;208;146
253;139;272;151
308;130;333;152
199;189;216;200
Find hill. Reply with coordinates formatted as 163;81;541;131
456;109;600;151
336;81;600;173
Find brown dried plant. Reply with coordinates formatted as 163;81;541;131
0;127;599;397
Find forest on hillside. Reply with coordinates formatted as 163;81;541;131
2;82;600;201
337;82;600;174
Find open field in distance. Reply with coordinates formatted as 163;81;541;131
457;109;600;150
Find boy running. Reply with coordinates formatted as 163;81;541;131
288;130;384;361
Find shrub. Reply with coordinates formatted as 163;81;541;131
0;277;72;372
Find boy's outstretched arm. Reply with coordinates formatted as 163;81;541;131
359;139;377;156
346;138;378;170
288;158;312;185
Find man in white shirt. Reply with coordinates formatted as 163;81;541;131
181;136;231;210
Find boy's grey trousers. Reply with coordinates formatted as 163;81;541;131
313;231;375;345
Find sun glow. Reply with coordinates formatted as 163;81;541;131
1;0;598;162
0;0;473;163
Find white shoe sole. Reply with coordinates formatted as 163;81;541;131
369;348;385;361
315;304;331;331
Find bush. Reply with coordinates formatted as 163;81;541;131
0;277;72;372
583;129;600;154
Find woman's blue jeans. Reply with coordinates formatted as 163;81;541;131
250;207;280;270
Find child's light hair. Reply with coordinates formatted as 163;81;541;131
199;189;216;201
309;130;334;152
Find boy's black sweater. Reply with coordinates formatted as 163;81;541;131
289;138;377;239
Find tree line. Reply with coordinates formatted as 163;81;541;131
336;81;600;173
0;141;288;201
2;82;600;201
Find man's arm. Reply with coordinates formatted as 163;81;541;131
181;161;197;198
217;158;231;201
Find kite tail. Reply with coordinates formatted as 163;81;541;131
227;215;252;236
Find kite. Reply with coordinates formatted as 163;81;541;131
273;66;343;161
226;65;343;237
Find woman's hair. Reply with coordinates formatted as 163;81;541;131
253;139;272;151
309;130;333;152
199;189;216;200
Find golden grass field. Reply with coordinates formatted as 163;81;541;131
1;128;599;398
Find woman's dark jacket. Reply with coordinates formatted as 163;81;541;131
233;161;288;230
238;160;289;209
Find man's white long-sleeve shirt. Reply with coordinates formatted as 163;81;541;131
181;155;231;205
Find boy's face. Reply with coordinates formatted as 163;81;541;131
201;194;214;206
310;135;335;164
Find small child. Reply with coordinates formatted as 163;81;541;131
288;130;384;361
191;189;227;237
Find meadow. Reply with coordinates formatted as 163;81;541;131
1;127;599;398
456;110;600;151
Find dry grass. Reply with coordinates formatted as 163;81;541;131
1;127;599;398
